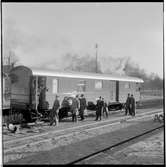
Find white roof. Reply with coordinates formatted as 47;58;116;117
31;68;144;83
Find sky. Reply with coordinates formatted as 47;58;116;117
2;2;163;77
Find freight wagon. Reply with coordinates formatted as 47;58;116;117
2;66;34;124
2;66;143;123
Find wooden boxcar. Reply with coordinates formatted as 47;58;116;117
2;66;33;123
31;69;143;110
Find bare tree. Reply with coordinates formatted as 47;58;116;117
3;50;19;67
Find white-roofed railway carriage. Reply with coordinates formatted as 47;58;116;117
2;66;143;123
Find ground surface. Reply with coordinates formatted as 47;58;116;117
80;129;164;165
6;117;163;165
3;105;164;165
3;107;162;141
114;130;164;164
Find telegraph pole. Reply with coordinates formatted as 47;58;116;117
95;43;98;73
8;51;11;65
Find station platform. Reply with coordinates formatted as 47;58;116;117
3;107;162;141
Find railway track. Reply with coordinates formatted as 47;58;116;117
68;125;164;164
4;108;162;143
4;109;162;154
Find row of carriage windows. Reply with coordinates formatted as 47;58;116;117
76;81;140;92
32;77;140;94
52;79;104;93
76;80;103;92
125;83;140;92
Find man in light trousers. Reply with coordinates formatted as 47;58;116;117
50;95;60;126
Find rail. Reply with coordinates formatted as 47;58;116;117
4;109;162;144
4;110;162;154
68;125;164;164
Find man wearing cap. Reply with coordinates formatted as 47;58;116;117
70;94;79;122
125;93;130;115
130;94;136;116
102;98;108;118
95;98;99;121
50;95;60;126
79;94;86;121
95;96;103;121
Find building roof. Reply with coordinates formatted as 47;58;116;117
31;68;144;83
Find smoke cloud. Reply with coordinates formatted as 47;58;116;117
99;56;129;75
3;18;73;67
3;18;45;65
2;17;130;74
3;17;163;90
123;58;163;90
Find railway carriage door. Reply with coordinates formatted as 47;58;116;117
116;81;119;102
110;81;114;101
38;76;48;111
44;77;58;110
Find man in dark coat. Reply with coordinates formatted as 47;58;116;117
125;93;130;115
50;95;60;126
70;95;79;122
79;94;86;121
95;96;103;121
130;94;135;116
59;96;70;121
95;98;99;121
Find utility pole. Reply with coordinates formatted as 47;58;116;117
8;51;11;66
95;43;98;73
8;50;13;66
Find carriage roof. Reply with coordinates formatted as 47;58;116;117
31;68;144;83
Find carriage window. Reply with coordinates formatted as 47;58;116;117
95;80;103;89
125;83;130;89
136;83;140;91
53;79;58;94
77;80;86;92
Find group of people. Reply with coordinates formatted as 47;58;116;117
95;96;109;121
49;94;87;126
70;94;87;122
49;93;136;126
125;93;136;116
6;93;136;134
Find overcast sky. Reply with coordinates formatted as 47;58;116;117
2;3;163;77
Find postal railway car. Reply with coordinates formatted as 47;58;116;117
2;66;143;123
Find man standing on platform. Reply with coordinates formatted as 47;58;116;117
102;98;108;118
130;94;136;116
50;95;60;126
95;96;103;121
79;94;86;121
71;94;79;122
125;93;130;115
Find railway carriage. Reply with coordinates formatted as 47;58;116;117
31;68;143;110
2;65;143;123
